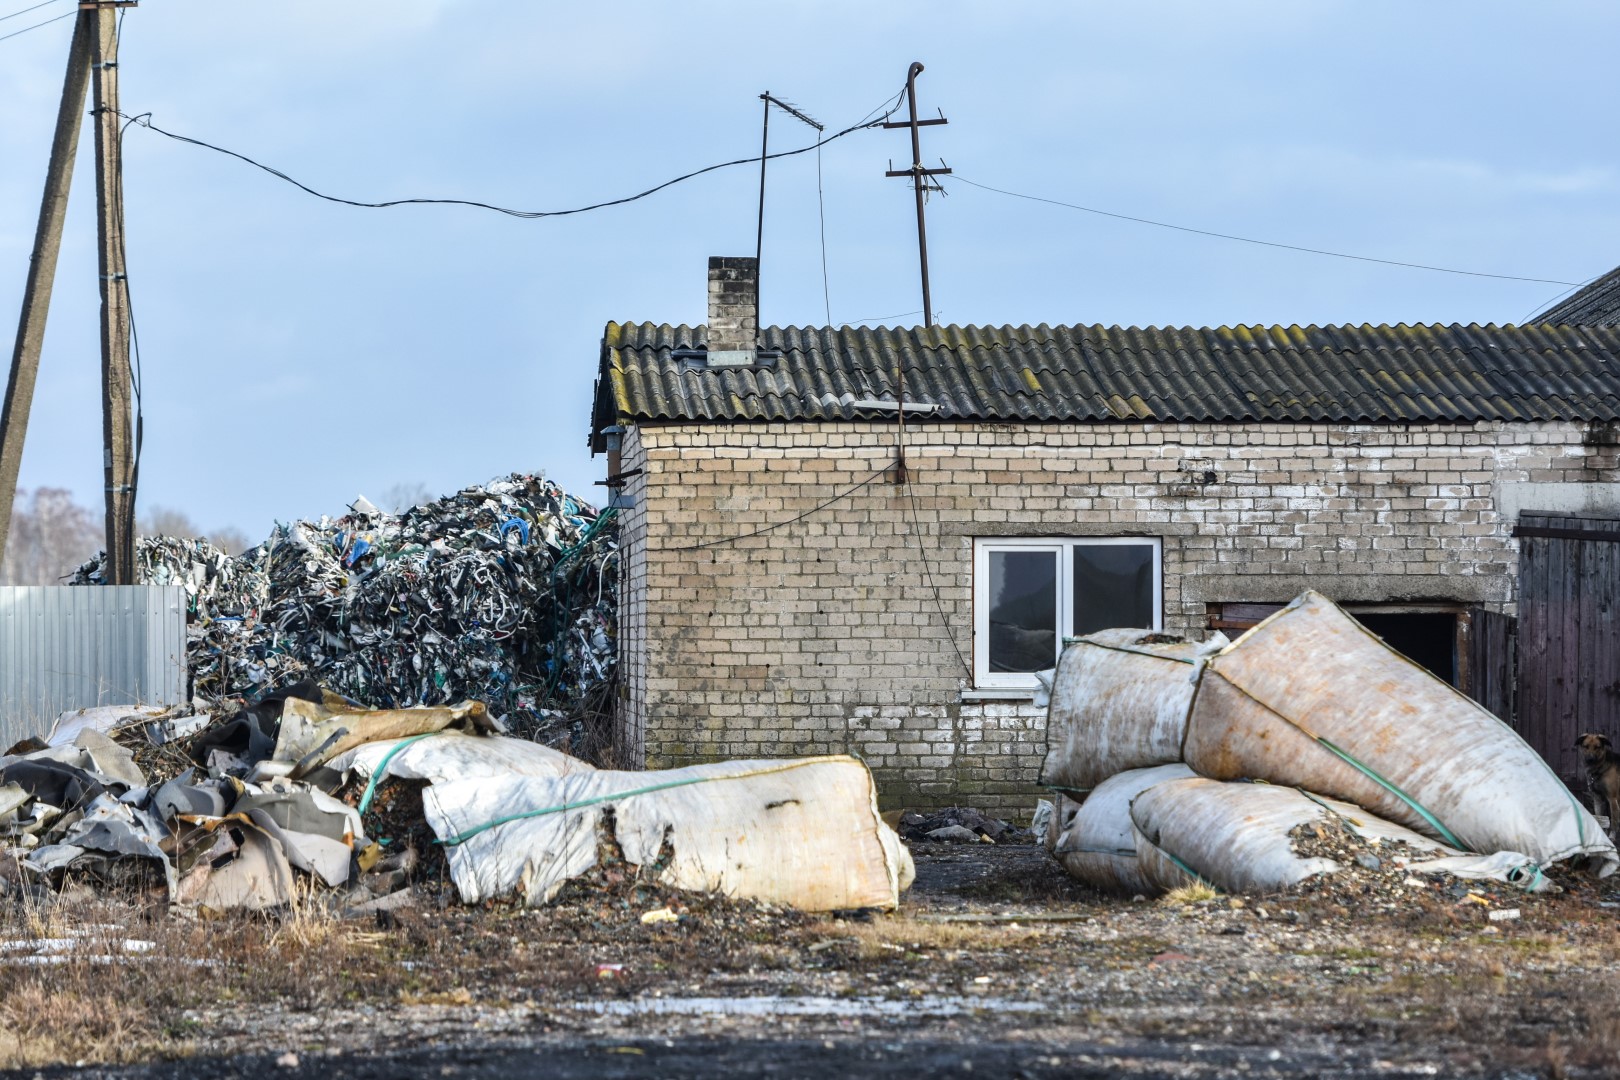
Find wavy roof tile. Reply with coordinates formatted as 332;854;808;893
590;321;1620;449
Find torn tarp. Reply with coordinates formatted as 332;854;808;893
263;697;499;780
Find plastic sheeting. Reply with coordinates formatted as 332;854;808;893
1129;778;1455;895
262;697;498;780
1041;630;1224;793
330;731;592;788
70;474;619;728
420;756;915;911
1051;764;1196;895
1184;591;1617;874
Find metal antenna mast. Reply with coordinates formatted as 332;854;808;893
754;92;823;343
883;62;949;485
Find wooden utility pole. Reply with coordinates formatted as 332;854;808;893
0;9;95;573
883;62;949;484
883;62;950;329
91;2;136;584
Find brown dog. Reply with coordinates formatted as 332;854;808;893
1575;733;1620;840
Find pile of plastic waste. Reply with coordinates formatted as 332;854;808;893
1041;591;1618;898
0;689;913;914
70;475;617;732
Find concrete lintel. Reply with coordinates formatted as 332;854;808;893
1180;573;1509;606
945;520;1197;538
1497;482;1620;522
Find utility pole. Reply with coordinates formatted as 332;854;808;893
883;62;949;485
883;62;949;329
91;1;137;584
0;9;95;573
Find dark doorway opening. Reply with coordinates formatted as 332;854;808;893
1351;613;1456;686
1205;602;1469;690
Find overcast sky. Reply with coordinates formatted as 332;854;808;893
2;1;1617;541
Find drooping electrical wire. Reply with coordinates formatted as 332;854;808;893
904;481;972;678
948;174;1581;287
840;309;924;325
119;87;907;222
668;464;894;552
1521;270;1612;325
0;5;70;43
0;0;66;24
816;136;831;326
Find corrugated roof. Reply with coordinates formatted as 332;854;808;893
1538;266;1620;327
590;321;1620;447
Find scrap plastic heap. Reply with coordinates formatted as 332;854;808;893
70;474;618;731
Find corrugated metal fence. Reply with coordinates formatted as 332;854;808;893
0;586;186;747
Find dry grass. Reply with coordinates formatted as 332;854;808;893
797;914;1042;960
1160;881;1218;906
0;898;200;1068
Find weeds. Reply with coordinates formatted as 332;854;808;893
1160;881;1218;906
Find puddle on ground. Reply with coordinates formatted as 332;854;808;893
579;995;1043;1018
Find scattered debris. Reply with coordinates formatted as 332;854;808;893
0;685;912;915
897;807;1029;844
71;474;618;740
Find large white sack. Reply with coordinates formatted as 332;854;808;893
1129;778;1455;895
1183;591;1617;874
1041;630;1224;793
1053;764;1195;894
421;755;915;911
329;731;591;788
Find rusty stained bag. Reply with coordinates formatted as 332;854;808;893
421;755;915;911
1184;591;1617;875
1052;764;1196;894
1129;777;1457;895
1041;630;1226;794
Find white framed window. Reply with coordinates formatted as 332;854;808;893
972;537;1162;689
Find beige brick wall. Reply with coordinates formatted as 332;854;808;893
613;420;1620;813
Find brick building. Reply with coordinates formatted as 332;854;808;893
589;257;1620;812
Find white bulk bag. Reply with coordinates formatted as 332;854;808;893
422;755;915;911
1129;778;1454;895
1052;764;1196;894
1041;630;1223;793
1184;591;1616;874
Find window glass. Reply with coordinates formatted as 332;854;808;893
987;550;1057;672
1071;543;1155;636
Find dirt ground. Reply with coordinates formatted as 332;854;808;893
5;841;1620;1079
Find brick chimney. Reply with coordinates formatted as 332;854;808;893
706;256;758;357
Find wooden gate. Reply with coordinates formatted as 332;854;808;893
1515;512;1620;787
1468;605;1516;724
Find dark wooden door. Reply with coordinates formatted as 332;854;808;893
1468;606;1516;723
1515;513;1620;787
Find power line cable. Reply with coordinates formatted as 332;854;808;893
839;308;924;325
0;0;66;24
949;174;1580;287
904;481;971;679
816;136;831;326
1520;270;1611;325
0;6;70;43
119;88;906;221
668;464;894;552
